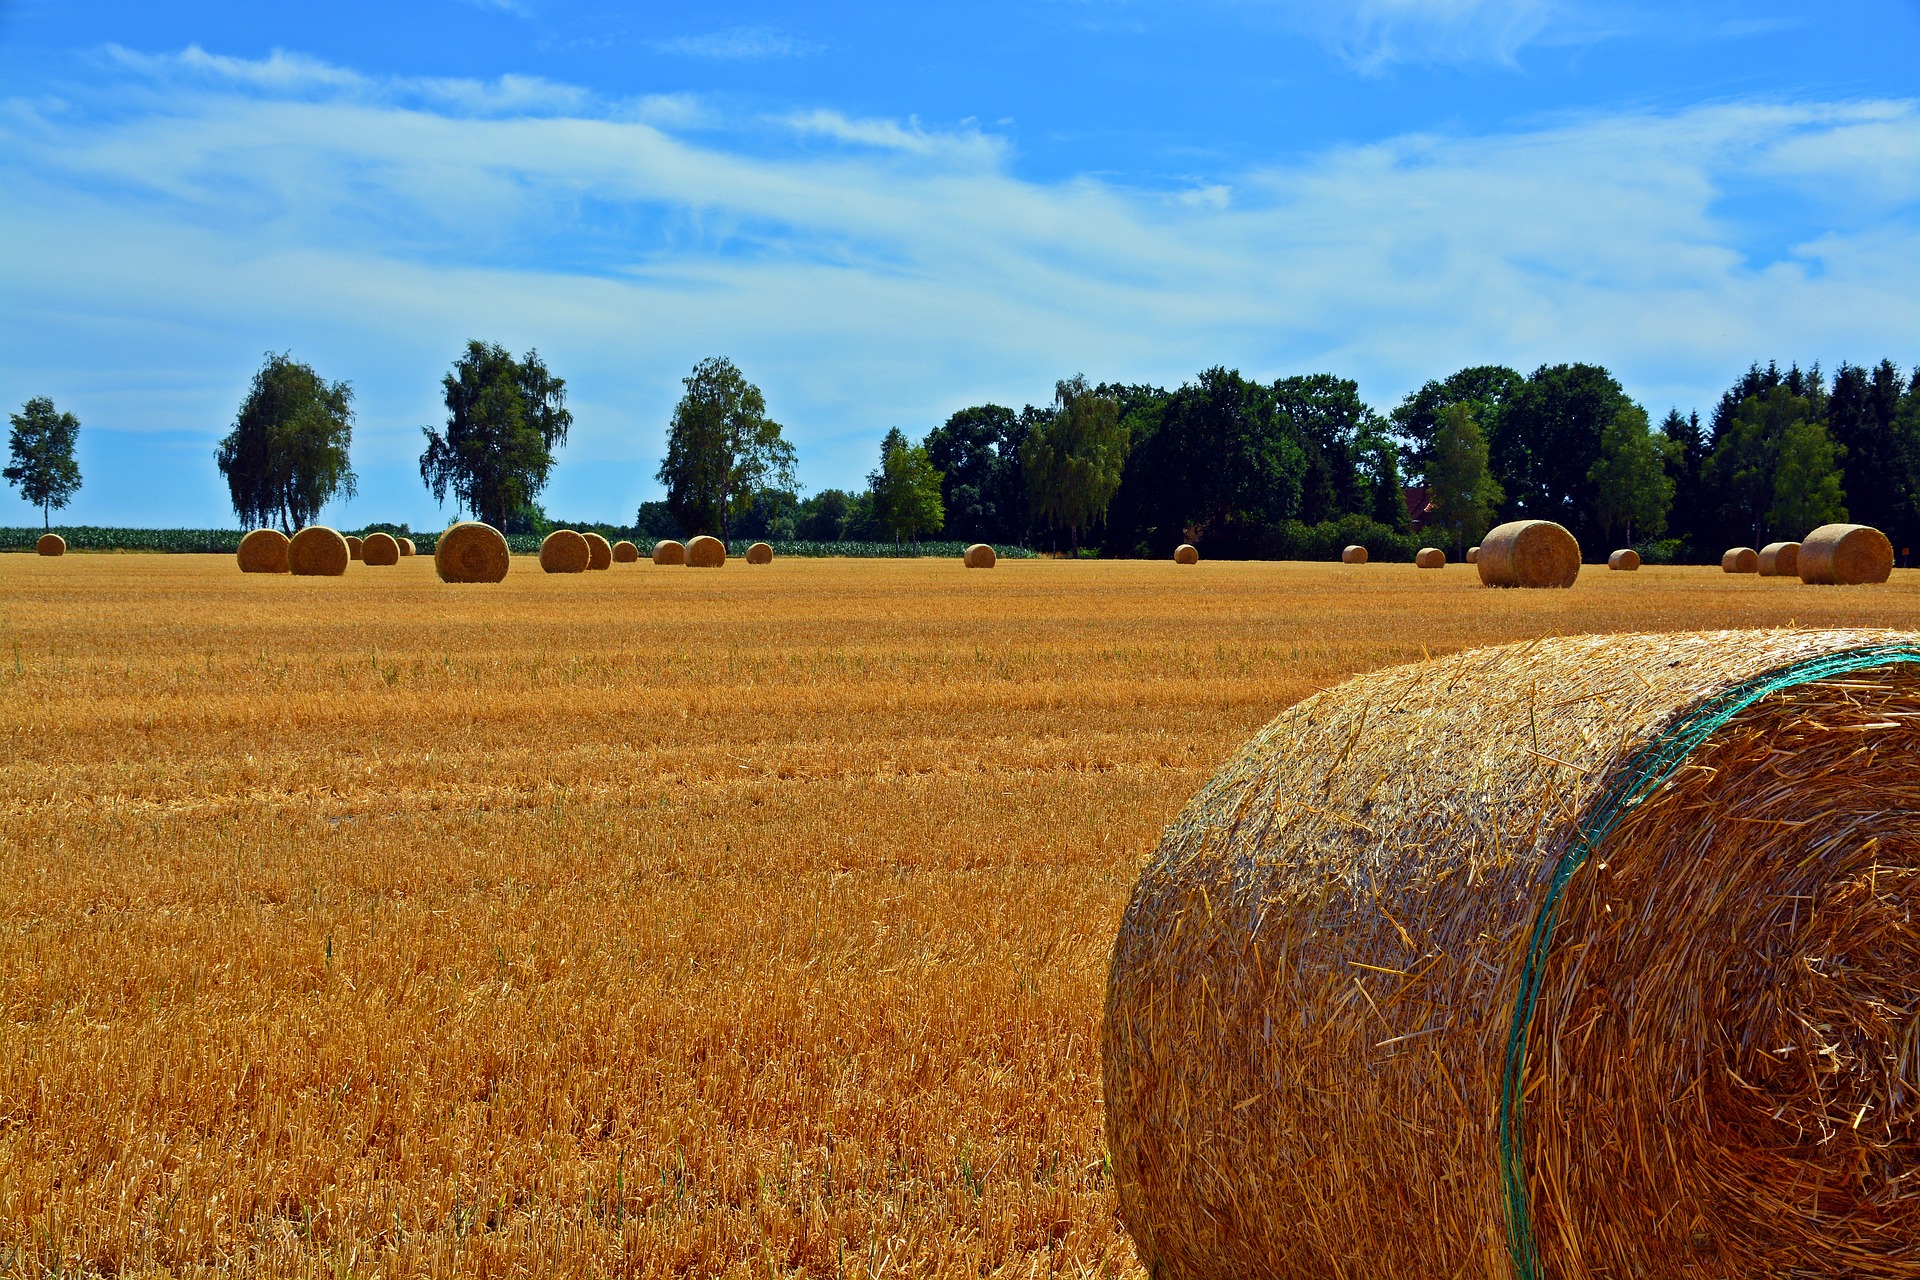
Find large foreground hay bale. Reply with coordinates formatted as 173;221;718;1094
1607;547;1640;571
653;539;686;566
361;532;400;565
686;534;726;567
1415;546;1445;568
1340;544;1368;564
288;526;349;576
398;537;416;557
963;543;996;568
434;521;508;583
611;539;639;563
1105;629;1920;1280
1174;544;1198;565
1467;545;1479;564
236;528;289;573
1478;519;1579;588
36;532;65;556
1723;546;1759;573
345;535;364;561
1758;540;1799;576
1800;523;1893;585
746;541;773;564
540;529;591;573
582;532;612;570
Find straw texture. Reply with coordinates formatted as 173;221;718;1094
288;526;349;577
345;535;363;561
1607;548;1639;571
653;539;687;566
236;529;290;574
1341;545;1368;564
747;542;773;564
1723;546;1759;573
36;533;65;556
1468;546;1480;564
1415;547;1445;569
964;544;996;568
1478;520;1579;588
539;530;591;574
361;532;400;566
686;535;727;567
583;532;612;570
1175;544;1199;565
398;537;416;557
611;540;639;563
433;521;509;584
1801;523;1894;585
1758;541;1799;576
1105;629;1920;1280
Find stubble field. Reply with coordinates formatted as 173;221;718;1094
3;553;1918;1278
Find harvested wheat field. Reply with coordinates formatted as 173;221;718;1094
2;555;1918;1279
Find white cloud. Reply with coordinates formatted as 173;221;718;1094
652;26;819;61
1;48;1915;526
1244;0;1565;70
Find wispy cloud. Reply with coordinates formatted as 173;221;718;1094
1245;0;1566;70
651;26;819;61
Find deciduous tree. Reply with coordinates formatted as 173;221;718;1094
869;428;945;545
1425;402;1503;557
1019;375;1128;553
419;342;570;530
1587;405;1675;546
5;397;82;529
216;353;355;532
656;357;795;539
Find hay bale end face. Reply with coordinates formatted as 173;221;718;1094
1723;546;1759;574
433;521;509;583
36;532;65;556
1174;544;1199;565
1799;523;1893;585
1467;545;1480;564
1340;544;1368;565
582;532;612;570
361;532;400;565
1415;546;1445;569
611;540;639;563
1608;548;1641;571
539;529;591;573
1104;629;1920;1280
1758;541;1799;577
288;526;350;576
1478;519;1580;588
963;543;996;568
345;534;363;561
685;534;727;567
236;528;290;573
746;541;773;564
652;539;687;566
398;537;416;557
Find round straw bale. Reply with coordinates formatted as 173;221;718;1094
685;534;726;567
1799;523;1893;585
361;531;400;565
1105;628;1920;1280
1477;519;1579;588
1174;544;1199;565
582;532;612;570
652;539;686;566
398;537;416;557
36;532;65;556
1467;545;1480;564
434;521;509;583
611;539;639;563
1608;547;1640;571
345;535;364;561
236;528;289;573
288;526;349;576
1415;546;1445;568
963;543;996;568
1340;544;1368;564
746;541;773;564
1757;540;1798;577
1722;546;1759;573
539;529;591;573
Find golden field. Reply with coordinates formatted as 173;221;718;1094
2;552;1918;1278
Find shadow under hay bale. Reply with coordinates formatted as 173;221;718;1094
686;535;726;567
963;543;996;568
583;532;612;570
1175;544;1198;565
746;542;773;564
36;533;65;556
540;529;590;573
1758;540;1799;576
361;532;400;565
1341;544;1368;564
1104;629;1920;1280
433;521;508;583
1800;523;1893;585
1415;547;1445;568
652;539;686;566
1478;520;1579;588
236;528;289;573
611;540;639;563
288;526;349;576
1723;546;1758;573
1607;548;1640;571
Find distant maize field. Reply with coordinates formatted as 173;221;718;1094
2;555;1916;1277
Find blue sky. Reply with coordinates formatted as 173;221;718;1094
2;0;1916;529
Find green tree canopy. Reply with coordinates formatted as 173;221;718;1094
1587;404;1675;546
657;357;796;539
1702;383;1843;545
1390;365;1524;482
419;342;570;530
1020;376;1128;552
1492;363;1633;540
1425;402;1504;557
5;396;82;529
1769;417;1848;539
925;404;1025;544
868;427;946;544
216;353;355;532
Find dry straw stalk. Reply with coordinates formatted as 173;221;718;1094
1478;520;1579;588
433;521;509;583
236;528;289;574
583;532;612;570
1175;544;1199;565
361;532;400;566
287;526;349;576
686;535;727;567
539;530;591;574
1800;523;1894;585
652;538;686;566
1105;628;1920;1280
